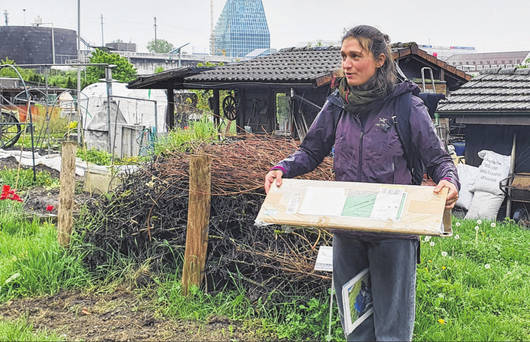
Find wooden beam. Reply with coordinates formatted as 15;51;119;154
213;89;220;131
166;88;175;130
57;141;77;247
182;154;212;295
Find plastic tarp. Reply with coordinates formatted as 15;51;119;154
80;82;167;134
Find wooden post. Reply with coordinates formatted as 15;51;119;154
213;89;220;132
58;141;77;247
166;88;175;130
182;154;211;295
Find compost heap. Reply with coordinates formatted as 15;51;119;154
79;135;335;301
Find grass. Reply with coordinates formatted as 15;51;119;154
0;200;92;303
414;218;529;341
0;318;64;341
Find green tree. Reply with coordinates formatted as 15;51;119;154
84;48;137;86
147;39;174;53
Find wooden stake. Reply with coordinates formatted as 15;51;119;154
58;141;77;247
182;154;211;295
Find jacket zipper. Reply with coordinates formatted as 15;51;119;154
355;115;364;182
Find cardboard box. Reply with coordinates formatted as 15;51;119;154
255;179;452;236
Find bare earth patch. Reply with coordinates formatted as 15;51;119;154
0;288;272;341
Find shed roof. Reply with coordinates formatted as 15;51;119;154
437;68;530;113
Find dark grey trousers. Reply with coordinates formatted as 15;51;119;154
332;233;418;341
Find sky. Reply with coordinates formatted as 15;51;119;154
2;0;529;54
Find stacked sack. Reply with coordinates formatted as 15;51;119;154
457;150;511;220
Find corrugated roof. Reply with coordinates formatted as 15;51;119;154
437;68;530;113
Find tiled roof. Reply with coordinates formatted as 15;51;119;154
437;68;530;113
187;46;342;83
187;44;470;85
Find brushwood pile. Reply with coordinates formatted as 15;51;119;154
78;135;335;301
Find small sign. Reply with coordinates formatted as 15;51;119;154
314;245;333;272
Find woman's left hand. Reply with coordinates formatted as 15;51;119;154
433;179;459;209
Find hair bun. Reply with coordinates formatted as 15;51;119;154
383;34;391;44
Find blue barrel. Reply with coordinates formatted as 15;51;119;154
453;142;465;156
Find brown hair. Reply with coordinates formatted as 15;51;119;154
342;25;396;89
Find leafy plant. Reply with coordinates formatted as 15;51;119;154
76;148;112;166
85;49;137;86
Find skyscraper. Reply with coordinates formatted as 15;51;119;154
211;0;270;57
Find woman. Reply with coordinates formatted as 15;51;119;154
264;25;459;341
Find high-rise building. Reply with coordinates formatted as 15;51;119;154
210;0;270;57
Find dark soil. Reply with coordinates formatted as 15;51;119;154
0;288;272;341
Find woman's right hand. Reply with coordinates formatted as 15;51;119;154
264;169;283;194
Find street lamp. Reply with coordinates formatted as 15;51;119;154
169;43;190;67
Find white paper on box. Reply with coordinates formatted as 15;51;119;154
298;187;346;216
370;188;407;220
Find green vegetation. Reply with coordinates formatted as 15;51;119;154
0;201;91;302
85;49;137;85
414;218;529;341
0;168;59;191
147;39;175;53
76;148;112;166
153;116;218;155
0;318;64;342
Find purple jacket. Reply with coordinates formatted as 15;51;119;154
275;81;460;191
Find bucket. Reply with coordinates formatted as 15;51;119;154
453;142;465;156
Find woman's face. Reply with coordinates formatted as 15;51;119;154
341;37;385;86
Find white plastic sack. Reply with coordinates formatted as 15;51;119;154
465;191;504;220
455;164;479;210
471;150;510;195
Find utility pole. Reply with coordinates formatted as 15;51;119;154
100;14;104;47
22;9;25;25
153;16;157;45
209;0;214;54
77;0;82;144
3;10;8;26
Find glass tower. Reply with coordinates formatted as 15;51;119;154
211;0;270;57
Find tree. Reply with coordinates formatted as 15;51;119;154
84;49;137;86
147;39;174;53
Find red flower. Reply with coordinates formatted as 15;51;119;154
1;184;23;202
46;205;54;212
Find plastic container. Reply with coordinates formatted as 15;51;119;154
453;142;465;156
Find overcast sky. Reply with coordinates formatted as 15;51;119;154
2;0;529;54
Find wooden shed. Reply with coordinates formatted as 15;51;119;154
437;67;530;217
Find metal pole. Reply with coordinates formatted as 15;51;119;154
77;0;82;144
105;66;113;153
506;133;517;218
